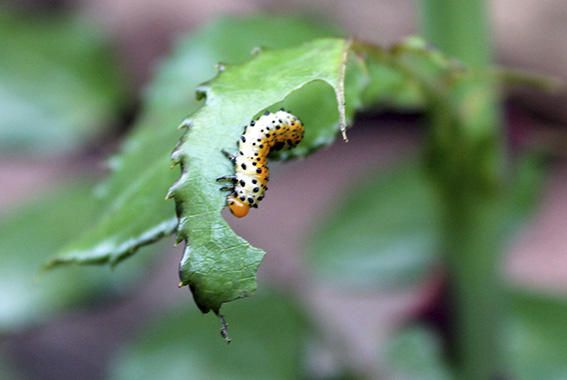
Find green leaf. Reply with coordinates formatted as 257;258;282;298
505;290;567;380
306;163;441;289
305;153;545;291
0;183;152;331
385;326;453;380
49;15;341;268
0;11;125;154
169;38;351;312
109;293;304;380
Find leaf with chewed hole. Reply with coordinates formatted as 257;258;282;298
170;38;351;312
47;16;341;268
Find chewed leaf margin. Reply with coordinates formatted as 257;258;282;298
168;38;351;313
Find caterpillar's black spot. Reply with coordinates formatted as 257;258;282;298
256;168;262;174
240;196;245;201
239;180;245;186
253;187;259;193
264;111;270;115
252;179;257;184
241;163;247;170
241;136;246;142
273;141;285;151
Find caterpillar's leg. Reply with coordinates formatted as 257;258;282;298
217;175;236;192
221;149;236;162
216;175;236;182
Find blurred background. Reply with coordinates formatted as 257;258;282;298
1;0;567;379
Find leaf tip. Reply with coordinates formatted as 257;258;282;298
341;128;349;142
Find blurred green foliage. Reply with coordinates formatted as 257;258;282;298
0;183;155;331
506;290;567;379
307;163;441;289
0;11;125;154
385;326;452;380
109;293;304;380
306;156;543;291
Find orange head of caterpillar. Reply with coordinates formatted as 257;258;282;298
227;195;250;218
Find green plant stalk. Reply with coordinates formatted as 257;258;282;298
419;0;492;68
419;1;505;379
440;188;505;380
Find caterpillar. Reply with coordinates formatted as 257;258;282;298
217;109;304;218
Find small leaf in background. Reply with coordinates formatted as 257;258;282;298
50;15;341;268
384;325;453;380
0;10;125;154
109;293;304;380
305;154;545;291
505;290;567;380
170;38;351;312
306;163;442;290
0;183;154;331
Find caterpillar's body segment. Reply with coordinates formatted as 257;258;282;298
219;110;304;218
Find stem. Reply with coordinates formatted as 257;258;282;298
441;190;504;380
419;0;492;68
419;1;505;379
